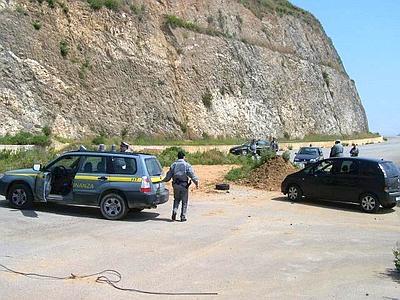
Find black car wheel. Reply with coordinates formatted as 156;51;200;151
360;193;380;213
287;184;302;202
7;183;34;209
100;193;128;220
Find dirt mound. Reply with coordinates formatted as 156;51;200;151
241;157;297;191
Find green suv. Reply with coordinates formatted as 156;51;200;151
0;150;169;220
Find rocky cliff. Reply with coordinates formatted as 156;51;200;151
0;0;368;139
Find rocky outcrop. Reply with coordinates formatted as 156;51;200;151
0;0;368;139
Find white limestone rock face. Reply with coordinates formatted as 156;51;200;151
0;0;368;138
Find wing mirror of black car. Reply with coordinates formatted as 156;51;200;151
33;164;42;171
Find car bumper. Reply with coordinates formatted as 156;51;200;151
126;189;169;209
0;180;7;196
380;191;400;206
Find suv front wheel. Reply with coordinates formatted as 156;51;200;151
8;183;33;209
360;193;380;213
100;193;128;220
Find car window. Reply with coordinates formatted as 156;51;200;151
46;155;81;171
337;160;358;175
107;157;137;175
314;160;334;175
360;162;381;177
257;140;270;146
145;158;163;176
79;156;106;174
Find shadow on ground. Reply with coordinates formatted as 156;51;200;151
378;268;400;285
0;200;172;222
271;197;395;215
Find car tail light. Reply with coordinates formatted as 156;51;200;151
140;176;151;193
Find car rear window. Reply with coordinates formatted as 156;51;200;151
107;157;137;175
379;162;399;178
145;158;163;176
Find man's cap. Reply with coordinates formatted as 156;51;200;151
120;141;129;147
335;139;341;143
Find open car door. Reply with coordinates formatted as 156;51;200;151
35;172;51;202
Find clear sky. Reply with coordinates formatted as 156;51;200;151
291;0;400;136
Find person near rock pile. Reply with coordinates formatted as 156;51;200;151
329;140;344;157
162;151;199;222
250;139;257;159
271;138;279;152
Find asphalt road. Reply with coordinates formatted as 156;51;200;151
0;186;399;299
289;136;400;166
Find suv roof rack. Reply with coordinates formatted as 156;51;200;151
66;149;152;156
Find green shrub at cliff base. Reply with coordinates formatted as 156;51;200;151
282;150;290;162
87;0;103;10
0;149;57;172
104;0;121;11
157;147;246;167
0;132;51;146
91;134;107;145
225;149;276;181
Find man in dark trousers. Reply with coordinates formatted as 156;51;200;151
163;151;199;222
329;140;344;158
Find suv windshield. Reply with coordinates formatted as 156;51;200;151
145;158;163;176
379;162;399;178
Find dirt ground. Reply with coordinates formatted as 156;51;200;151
1;165;399;299
163;164;237;194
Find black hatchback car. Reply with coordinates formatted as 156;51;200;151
281;157;400;213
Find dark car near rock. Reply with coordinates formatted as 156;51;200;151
293;147;324;168
281;157;400;213
229;140;271;156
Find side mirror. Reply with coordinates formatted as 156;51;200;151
33;164;41;171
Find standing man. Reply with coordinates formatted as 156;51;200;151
329;140;344;158
249;139;257;159
350;143;359;157
162;151;199;222
271;137;279;152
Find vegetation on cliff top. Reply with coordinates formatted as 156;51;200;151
239;0;319;27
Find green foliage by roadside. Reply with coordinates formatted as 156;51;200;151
394;245;400;272
157;147;247;167
0;149;57;172
92;133;107;145
225;149;276;181
0;132;51;147
282;150;290;162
